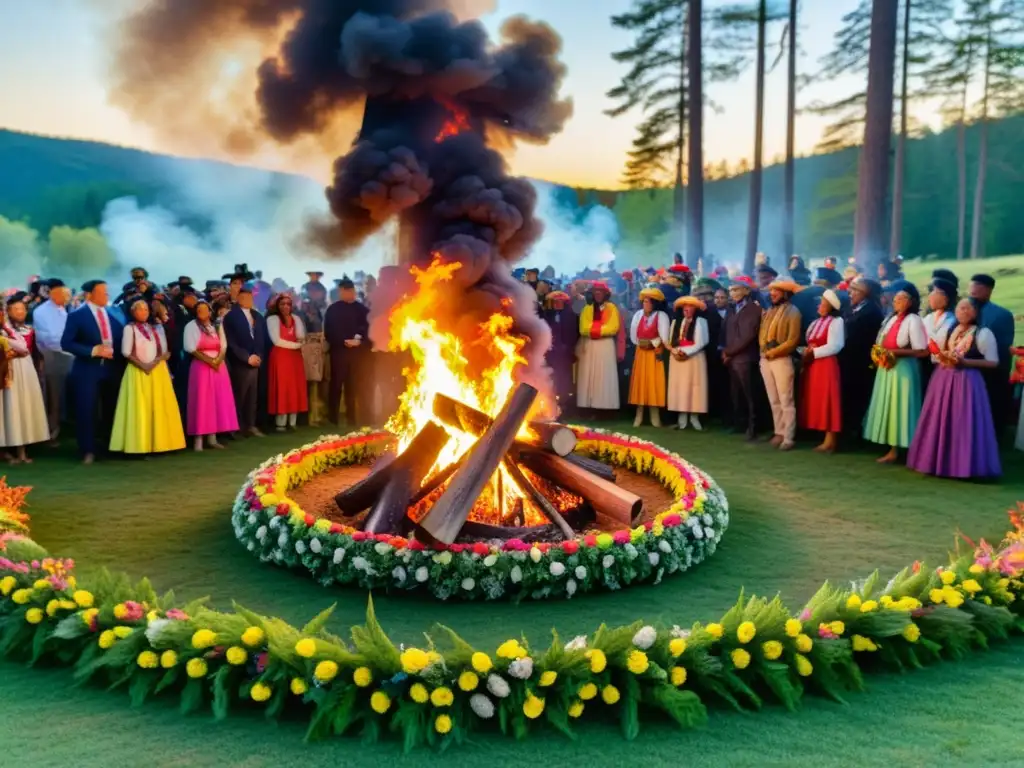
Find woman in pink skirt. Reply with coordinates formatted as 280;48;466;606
183;300;238;451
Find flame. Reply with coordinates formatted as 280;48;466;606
434;99;472;143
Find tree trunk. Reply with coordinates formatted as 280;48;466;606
955;44;972;261
686;0;704;270
783;0;797;262
673;7;689;259
889;0;911;260
852;0;899;271
744;0;768;275
970;30;991;260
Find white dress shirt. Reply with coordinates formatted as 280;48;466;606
31;300;68;352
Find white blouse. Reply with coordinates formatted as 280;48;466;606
121;324;161;364
669;316;708;356
923;311;954;362
876;313;928;351
947;326;999;363
629;310;670;347
267;315;306;350
806;316;846;359
183;320;227;359
2;325;29;355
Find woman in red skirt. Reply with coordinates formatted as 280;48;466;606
266;294;308;430
798;289;845;453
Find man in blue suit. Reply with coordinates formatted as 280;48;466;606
60;280;124;464
970;274;1016;435
222;285;268;437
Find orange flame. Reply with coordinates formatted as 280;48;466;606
434;100;472;143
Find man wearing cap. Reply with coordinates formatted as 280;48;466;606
814;267;842;290
721;276;762;439
576;282;621;414
222;283;268;437
754;264;777;309
839;277;884;443
542;290;579;418
31;278;73;442
223;264;254;305
969;273;1015;433
324;277;370;427
759;279;802;450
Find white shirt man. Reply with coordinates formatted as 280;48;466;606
31;283;74;440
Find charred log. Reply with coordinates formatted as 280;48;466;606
563;454;616;483
432;392;577;456
503;459;574;539
333;450;397;516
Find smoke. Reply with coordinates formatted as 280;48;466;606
0;216;45;292
526;182;619;277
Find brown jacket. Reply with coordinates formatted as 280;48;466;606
722;300;762;362
759;303;801;358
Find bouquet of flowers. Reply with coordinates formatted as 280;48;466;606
870;344;895;370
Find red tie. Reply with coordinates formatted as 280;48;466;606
97;309;110;344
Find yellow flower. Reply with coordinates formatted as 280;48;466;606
902;623;921;643
961;579;982;594
944;590;965;609
627;649;649;675
736;621;757;644
601;685;621;705
160;650;178;668
81;607;99;626
400;647;430;674
471;652;493;673
250;682;272;702
370;691;391;714
32;578;50;591
225;646;247;666
241;626;265;647
940;570;956;586
427;651;443;666
785;619;802;638
578;682;598;701
496;639;526;659
969;563;985;575
147;610;159;622
795;653;813;677
137;651;159;669
458;670;479;691
899;597;921;611
430;686;454;707
705;623;724;640
291;677;308;696
12;589;31;605
929;588;945;604
731;648;751;670
409;683;430;703
191;629;217;649
670;666;688;687
997;578;1010;589
73;590;95;608
0;575;16;595
25;607;44;624
295;638;317;658
434;714;453;734
829;621;845;636
982;596;992;605
568;700;585;718
353;666;373;687
523;694;545;719
113;626;133;639
879;595;894;607
762;640;783;660
314;660;339;683
846;594;862;610
851;635;877;652
113;603;129;620
796;634;813;653
860;600;878;613
669;638;687;657
98;630;116;649
45;599;59;616
186;658;208;678
538;670;557;687
586;648;607;673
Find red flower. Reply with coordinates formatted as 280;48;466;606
450;544;465;554
329;523;343;535
912;560;922;573
432;541;448;551
662;514;682;527
613;530;630;545
644;521;653;531
584;534;597;548
275;503;290;517
538;543;551;553
561;540;579;555
351;531;368;542
407;539;425;551
390;536;408;548
472;542;490;556
375;534;391;543
505;538;526;551
304;514;315;527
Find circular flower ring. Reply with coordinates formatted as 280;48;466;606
232;427;729;601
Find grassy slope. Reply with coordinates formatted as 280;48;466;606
2;426;1023;767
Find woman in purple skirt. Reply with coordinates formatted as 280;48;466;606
908;297;1001;479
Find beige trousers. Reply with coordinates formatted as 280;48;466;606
760;356;796;443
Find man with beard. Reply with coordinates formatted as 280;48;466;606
969;274;1015;434
541;290;579;419
721;276;762;440
839;277;884;443
759;279;803;450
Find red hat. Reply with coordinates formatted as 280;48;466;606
732;275;756;290
837;280;849;291
621;271;634;281
591;281;611;293
656;267;667;276
668;264;691;274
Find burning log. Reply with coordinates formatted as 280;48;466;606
502;459;575;540
363;421;449;535
517;449;642;527
418;384;538;544
408;457;464;507
333;450;397;516
432;392;577;456
564;454;616;483
460;521;556;543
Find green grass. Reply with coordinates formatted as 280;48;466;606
2;426;1023;767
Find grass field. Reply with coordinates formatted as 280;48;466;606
2;426;1023;768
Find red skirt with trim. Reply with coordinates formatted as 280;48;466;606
798;355;842;432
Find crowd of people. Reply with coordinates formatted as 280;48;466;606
0;252;1021;482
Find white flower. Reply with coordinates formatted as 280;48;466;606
145;619;170;645
352;556;369;572
702;513;713;526
658;540;672;554
633;626;657;650
309;537;322;554
333;548;346;565
483;554;498;568
277;532;289;548
602;554;615;569
549;561;565;577
692;526;704;540
670;625;692;639
486;674;511;698
247;541;255;551
574;566;587;580
469;693;495;719
686;515;699;528
247;513;258;525
255;525;268;541
295;540;307;555
566;578;577;597
564;635;588;651
392;566;407;583
461;577;476;591
415;566;430;583
624;543;638;560
434;551;452;566
374;541;392;555
510;565;523;584
508;657;534;679
530;546;542;563
648;552;660;567
704;527;715;539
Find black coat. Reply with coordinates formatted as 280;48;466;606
839;300;884;434
722;301;762;363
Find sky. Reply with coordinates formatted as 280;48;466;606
0;0;865;189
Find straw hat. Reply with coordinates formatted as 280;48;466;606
674;295;707;311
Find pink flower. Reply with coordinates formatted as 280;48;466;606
166;609;189;621
613;530;630;545
799;608;812;621
122;601;146;621
662;515;682;527
561;540;579;555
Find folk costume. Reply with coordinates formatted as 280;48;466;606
267;312;309;429
759;280;803;450
541;291;579;419
797;290;845;448
1;320;49;453
183;317;237;447
628;287;670;426
667;296;709;429
907;323;1001;479
110;322;186;454
576;283;621;411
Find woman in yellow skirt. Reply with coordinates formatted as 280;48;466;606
110;297;186;455
628;286;670;427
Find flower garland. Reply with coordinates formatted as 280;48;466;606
2;478;1024;749
231;428;730;600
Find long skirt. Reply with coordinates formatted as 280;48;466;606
798;355;842;432
667;351;707;413
268;346;309;415
863;357;922;448
576;337;619;410
1;356;49;447
110;362;186;454
187;358;239;436
907;367;1001;478
628;346;666;407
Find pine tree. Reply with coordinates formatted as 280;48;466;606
783;0;798;263
687;0;705;268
